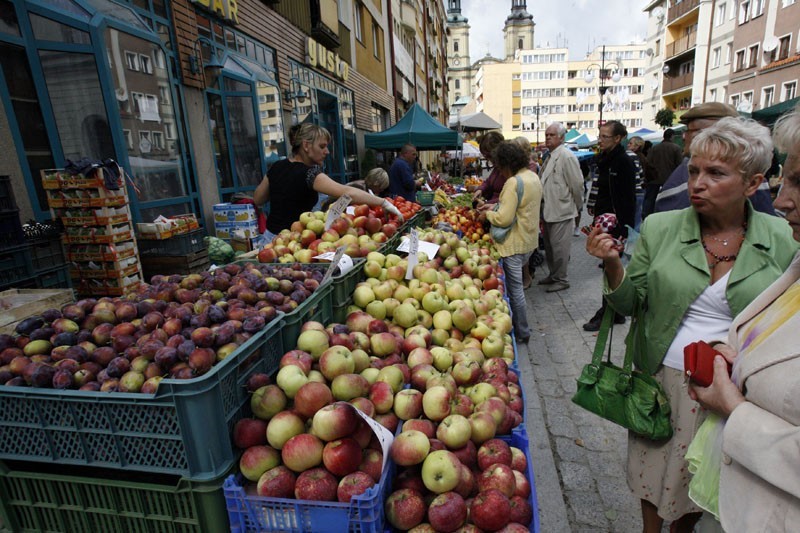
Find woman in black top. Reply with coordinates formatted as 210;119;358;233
254;124;402;236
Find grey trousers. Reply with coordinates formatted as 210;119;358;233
502;252;532;340
543;219;573;283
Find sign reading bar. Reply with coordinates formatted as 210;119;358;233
306;37;350;82
190;0;239;24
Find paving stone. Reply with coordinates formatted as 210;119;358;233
560;460;595;492
565;489;611;528
553;435;586;462
535;378;564;397
548;415;577;438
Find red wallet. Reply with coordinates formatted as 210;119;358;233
683;341;732;387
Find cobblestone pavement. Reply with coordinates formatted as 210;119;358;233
517;214;644;533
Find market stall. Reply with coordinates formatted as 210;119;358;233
0;167;540;532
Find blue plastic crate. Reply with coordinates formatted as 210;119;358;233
223;450;394;533
500;427;541;533
0;318;284;480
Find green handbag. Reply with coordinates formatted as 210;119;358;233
571;305;673;440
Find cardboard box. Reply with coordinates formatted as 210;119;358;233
213;203;256;224
231;236;256;253
215;221;259;240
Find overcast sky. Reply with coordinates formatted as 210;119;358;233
460;0;649;61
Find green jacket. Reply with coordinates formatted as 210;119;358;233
605;204;798;375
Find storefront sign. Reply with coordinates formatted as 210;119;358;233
306;37;350;82
191;0;239;24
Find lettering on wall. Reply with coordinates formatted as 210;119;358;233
190;0;239;24
306;37;350;82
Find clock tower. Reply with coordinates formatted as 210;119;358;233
446;0;472;109
504;0;535;60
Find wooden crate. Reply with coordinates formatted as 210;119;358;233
0;288;74;334
140;249;210;280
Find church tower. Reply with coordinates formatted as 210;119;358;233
503;0;535;60
446;0;472;109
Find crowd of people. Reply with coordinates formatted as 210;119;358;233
253;102;800;532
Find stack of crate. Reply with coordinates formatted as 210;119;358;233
42;168;142;296
0;176;34;290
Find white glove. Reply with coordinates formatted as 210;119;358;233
382;199;404;223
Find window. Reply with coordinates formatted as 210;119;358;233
164;122;176;140
726;43;732;64
739;0;750;23
779;35;791;60
710;88;718;102
454;40;459;53
761;86;775;108
748;44;759;68
125;51;139;70
736;49;746;71
354;3;362;42
751;0;764;17
153;48;166;69
139;54;152;74
715;3;727;25
151;130;164;150
454;79;460;89
731;94;740;108
123;129;133;149
372;22;380;57
783;81;797;101
712;47;721;68
743;91;754;106
371;104;389;132
138;130;151;148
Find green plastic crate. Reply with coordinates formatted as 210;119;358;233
0;460;230;533
333;296;354;324
331;257;365;305
416;191;435;206
0;318;283;480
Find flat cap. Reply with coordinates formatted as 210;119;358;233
680;102;738;123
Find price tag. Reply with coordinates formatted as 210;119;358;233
353;406;394;473
345;206;355;215
313;250;354;277
422;182;432;191
405;228;419;280
322;246;347;284
398;236;440;259
325;194;352;230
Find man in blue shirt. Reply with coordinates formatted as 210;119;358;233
388;144;418;201
654;102;775;214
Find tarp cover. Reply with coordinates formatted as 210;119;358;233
451;111;502;132
365;103;462;150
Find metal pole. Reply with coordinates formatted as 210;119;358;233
599;45;605;133
535;99;540;144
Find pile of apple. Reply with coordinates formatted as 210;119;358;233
0;263;325;393
257;209;400;263
387;432;533;531
432;206;490;243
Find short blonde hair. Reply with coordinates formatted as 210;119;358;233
628;136;645;151
512;136;532;152
773;103;800;154
364;168;389;193
289;123;331;155
691;117;773;178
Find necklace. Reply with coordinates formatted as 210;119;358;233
702;227;746;246
701;238;739;269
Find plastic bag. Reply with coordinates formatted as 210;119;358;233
686;413;725;519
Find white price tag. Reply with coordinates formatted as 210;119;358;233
405;228;419;280
422;182;432;191
325;194;352;230
353;406;395;473
313;251;355;277
321;246;347;284
345;206;355;215
397;236;440;259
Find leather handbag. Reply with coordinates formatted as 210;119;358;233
684;341;732;388
572;305;673;440
489;176;523;244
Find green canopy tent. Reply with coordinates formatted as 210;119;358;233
752;96;800;126
364;103;462;150
564;128;581;142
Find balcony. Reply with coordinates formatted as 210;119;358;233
666;32;697;59
663;71;693;93
668;0;699;23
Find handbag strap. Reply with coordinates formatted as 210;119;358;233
494;175;524;226
591;301;642;374
591;306;617;365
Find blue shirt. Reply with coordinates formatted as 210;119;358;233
654;158;775;215
388;157;416;201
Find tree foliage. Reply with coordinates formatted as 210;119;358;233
655;108;676;129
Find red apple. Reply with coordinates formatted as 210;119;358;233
256;465;296;498
508;495;533;528
513;469;530;499
337;470;375;502
427;491;467;532
470;489;511;531
323;437;362;476
279;350;313;374
239;444;280;482
451;440;478;468
402;418;436;439
359;448;383;482
294;467;338;501
477;438;513;471
311;401;359;442
281;433;324;472
477;463;516;497
293;381;334;419
232;418;267;449
391;429;431;466
385;488;427;530
511;446;527;472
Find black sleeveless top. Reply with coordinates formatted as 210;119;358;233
266;159;322;233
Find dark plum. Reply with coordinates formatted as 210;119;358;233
188;347;215;375
76;329;93;344
207;305;226;324
15;316;44;336
154;346;178;369
246;373;271;392
5;376;25;387
100;379;120;392
29;327;55;342
177;340;196;361
0;369;13;384
242;316;265;334
52;369;74;389
0;334;14;351
0;347;23;365
64;345;89;363
30;364;57;388
265;291;284;306
51;331;77;347
106;357;131;378
290;290;308;304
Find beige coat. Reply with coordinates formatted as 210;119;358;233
540;144;584;223
719;252;800;532
485;168;541;258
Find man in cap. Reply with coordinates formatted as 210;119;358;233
653;102;775;214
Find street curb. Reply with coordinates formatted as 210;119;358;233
519;343;572;533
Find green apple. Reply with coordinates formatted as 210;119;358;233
365;299;387;320
353;285;376;308
432;310;453;330
393;302;418;329
436;414;472;449
421;450;461;493
275;365;309;399
421;292;446;314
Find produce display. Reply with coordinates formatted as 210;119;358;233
0;205;539;532
0;262;324;393
432;206;490;242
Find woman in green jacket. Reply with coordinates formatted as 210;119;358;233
585;117;798;533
